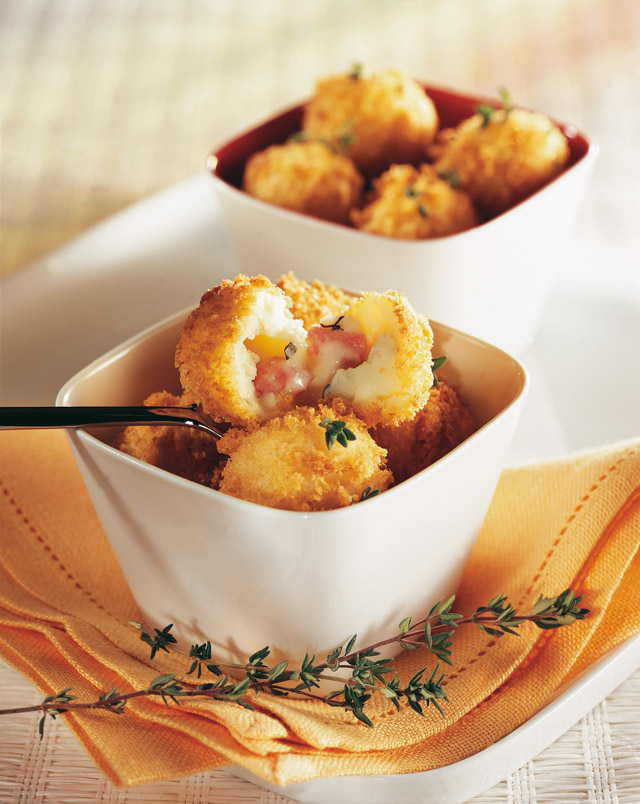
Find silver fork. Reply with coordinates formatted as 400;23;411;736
0;406;223;439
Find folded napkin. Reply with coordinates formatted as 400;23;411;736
1;431;638;787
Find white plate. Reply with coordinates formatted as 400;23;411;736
1;172;639;804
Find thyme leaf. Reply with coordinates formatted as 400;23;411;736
360;486;381;501
319;315;345;331
349;61;364;80
431;355;447;387
404;185;420;198
476;103;495;127
319;417;357;449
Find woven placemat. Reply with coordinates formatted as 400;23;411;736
1;660;639;803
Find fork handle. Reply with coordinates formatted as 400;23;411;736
0;406;210;431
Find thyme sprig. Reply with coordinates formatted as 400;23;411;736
319;417;357;449
476;87;512;127
2;590;588;738
431;355;447;387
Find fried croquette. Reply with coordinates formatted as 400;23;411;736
115;391;226;488
372;382;475;483
302;67;438;177
351;164;478;239
433;107;570;216
242;139;364;224
276;272;354;329
175;275;309;426
320;290;434;427
217;403;393;511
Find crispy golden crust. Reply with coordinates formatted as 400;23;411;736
351;164;478;239
372;382;475;483
302;68;438;177
434;108;570;216
276;272;355;329
175;274;306;426
242;140;364;224
115;391;226;488
217;403;393;511
327;290;434;427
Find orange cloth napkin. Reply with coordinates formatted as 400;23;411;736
1;431;639;787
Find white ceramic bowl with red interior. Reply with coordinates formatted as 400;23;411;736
207;84;597;354
57;303;528;666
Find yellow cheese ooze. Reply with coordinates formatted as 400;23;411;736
245;333;290;359
347;297;393;347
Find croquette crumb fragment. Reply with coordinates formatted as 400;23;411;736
276;272;355;329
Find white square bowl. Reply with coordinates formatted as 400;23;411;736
57;307;528;665
207;84;597;354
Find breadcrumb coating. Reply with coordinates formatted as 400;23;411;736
327;290;434;426
372;382;475;483
217;402;393;511
303;68;438;176
351;164;478;239
175;275;307;426
276;272;355;329
434;108;570;216
242;139;364;224
115;391;226;488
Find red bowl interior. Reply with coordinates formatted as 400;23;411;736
212;83;591;193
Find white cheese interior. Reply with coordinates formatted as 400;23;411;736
235;290;308;415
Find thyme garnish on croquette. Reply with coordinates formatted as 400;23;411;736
431;355;447;387
499;86;512;114
360;486;381;501
477;87;512;127
319;417;357;449
349;61;364;80
10;590;588;737
476;103;495;127
403;185;420;198
319;315;345;331
417;203;429;218
286;128;355;157
438;169;460;189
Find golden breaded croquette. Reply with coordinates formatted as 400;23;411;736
175;275;309;426
319;290;434;427
217;403;393;511
115;391;226;488
351;164;478;239
372;382;475;483
242;139;364;224
302;67;438;177
434;107;570;216
276;272;355;329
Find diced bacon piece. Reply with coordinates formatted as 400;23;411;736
307;326;369;376
254;356;312;397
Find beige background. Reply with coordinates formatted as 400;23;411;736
1;0;639;280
